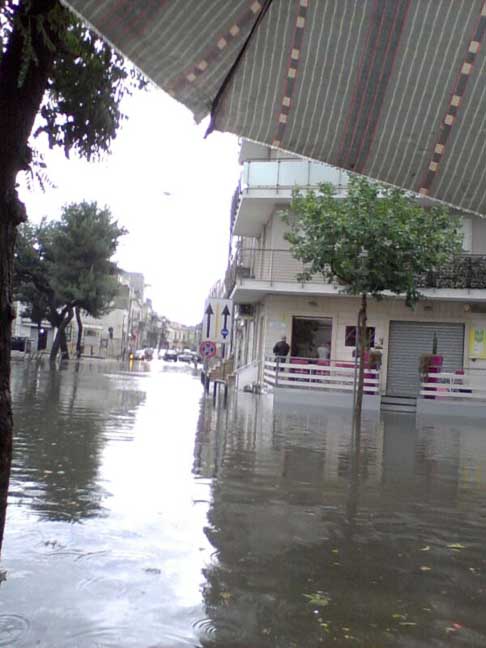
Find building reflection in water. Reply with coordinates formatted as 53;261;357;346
193;394;486;647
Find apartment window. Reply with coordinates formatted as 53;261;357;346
345;326;375;348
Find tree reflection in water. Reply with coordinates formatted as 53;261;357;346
10;361;146;523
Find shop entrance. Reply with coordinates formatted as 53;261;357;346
291;317;332;359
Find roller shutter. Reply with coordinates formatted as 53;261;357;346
387;321;464;397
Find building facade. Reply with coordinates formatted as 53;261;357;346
223;141;486;409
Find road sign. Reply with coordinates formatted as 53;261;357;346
199;340;217;359
202;298;233;344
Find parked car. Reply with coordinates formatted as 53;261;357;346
144;348;154;360
178;350;194;363
133;349;146;360
163;349;178;362
11;336;31;352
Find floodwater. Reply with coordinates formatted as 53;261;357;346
1;361;486;647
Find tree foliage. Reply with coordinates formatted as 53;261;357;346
15;201;126;359
285;176;463;306
1;0;145;171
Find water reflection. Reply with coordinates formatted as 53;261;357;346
10;362;146;521
2;363;486;647
197;396;486;647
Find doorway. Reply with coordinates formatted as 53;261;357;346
291;317;332;358
37;327;48;351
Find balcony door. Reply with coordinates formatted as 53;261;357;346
291;317;332;359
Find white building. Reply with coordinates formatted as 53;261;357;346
226;141;486;413
12;303;54;352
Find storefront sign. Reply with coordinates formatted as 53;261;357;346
469;327;486;359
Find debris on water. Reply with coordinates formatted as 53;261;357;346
144;567;161;575
304;592;330;607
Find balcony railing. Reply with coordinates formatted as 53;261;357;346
241;159;349;192
231;248;326;286
416;255;486;290
228;249;486;292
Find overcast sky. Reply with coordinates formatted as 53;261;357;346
19;87;241;326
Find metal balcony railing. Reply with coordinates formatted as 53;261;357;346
230;248;326;286
227;249;486;293
416;255;486;290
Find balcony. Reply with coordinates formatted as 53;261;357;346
233;159;348;237
416;255;486;290
228;249;486;303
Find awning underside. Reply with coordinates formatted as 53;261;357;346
62;0;486;216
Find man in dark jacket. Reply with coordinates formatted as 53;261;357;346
273;335;290;359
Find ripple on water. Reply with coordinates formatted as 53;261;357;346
0;614;30;646
192;616;244;645
68;625;128;647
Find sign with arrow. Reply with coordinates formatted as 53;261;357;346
202;298;233;344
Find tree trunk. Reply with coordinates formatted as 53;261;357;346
0;0;61;554
0;203;20;551
354;292;368;429
60;326;70;360
50;308;73;363
75;307;83;358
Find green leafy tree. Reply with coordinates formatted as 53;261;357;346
0;0;144;550
14;219;56;347
15;201;126;361
285;176;463;424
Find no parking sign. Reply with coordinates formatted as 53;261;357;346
199;340;217;359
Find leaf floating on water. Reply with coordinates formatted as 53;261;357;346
399;622;417;626
392;614;407;620
420;546;430;552
144;567;161;575
420;566;432;572
447;543;466;550
304;592;330;607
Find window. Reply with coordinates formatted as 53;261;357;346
291;316;332;358
345;326;375;348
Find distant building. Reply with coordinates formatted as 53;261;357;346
12;303;54;352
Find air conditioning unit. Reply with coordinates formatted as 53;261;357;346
238;304;255;318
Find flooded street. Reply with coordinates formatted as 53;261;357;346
2;361;486;647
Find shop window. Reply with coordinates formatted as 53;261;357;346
345;326;375;348
291;317;332;358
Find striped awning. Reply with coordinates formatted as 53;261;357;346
62;0;486;216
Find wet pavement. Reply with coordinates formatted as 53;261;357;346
1;360;486;647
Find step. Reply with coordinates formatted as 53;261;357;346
381;395;417;413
